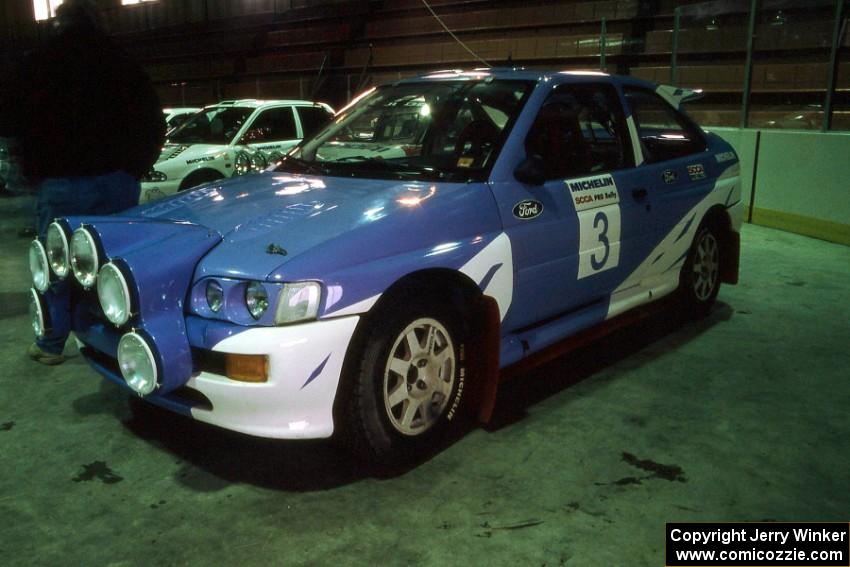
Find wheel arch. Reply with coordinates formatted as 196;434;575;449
333;267;503;437
370;268;483;328
179;167;226;191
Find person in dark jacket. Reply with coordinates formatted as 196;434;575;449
0;0;165;364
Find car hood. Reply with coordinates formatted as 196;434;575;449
134;172;471;280
155;143;229;165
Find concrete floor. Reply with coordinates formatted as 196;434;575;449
1;193;848;566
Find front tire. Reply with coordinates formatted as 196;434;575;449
340;297;467;464
680;224;722;317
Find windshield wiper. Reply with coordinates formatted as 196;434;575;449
329;156;437;178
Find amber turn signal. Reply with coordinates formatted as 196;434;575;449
224;353;269;383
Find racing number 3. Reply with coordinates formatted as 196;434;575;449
591;211;610;270
577;205;621;279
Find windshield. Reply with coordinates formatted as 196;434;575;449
165;111;195;130
280;80;534;181
168;107;254;145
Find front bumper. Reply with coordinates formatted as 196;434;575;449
185;316;360;439
79;314;360;439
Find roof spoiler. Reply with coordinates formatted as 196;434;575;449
655;85;704;109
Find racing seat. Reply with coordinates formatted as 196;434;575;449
209;117;225;142
454;119;500;166
525;104;590;179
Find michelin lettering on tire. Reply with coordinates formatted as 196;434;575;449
446;344;465;421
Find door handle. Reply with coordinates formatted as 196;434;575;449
632;188;648;200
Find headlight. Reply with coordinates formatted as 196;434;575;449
274;282;321;325
234;151;252;176
29;288;47;338
245;281;269;319
142;170;167;183
117;332;158;396
206;279;223;313
70;227;99;289
266;151;283;165
97;262;132;326
250;152;268;172
46;221;70;278
28;239;50;292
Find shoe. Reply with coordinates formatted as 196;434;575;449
27;343;65;366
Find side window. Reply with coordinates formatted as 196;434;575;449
297;106;333;139
243;107;297;143
525;84;632;180
624;88;707;163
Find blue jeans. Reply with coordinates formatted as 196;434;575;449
36;172;140;354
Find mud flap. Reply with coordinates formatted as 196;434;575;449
721;230;740;284
466;295;501;424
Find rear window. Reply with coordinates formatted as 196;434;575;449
624;88;707;163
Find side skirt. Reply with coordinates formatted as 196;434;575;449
475;293;681;424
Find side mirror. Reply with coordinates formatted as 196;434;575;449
514;154;546;186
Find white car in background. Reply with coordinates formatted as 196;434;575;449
141;99;334;202
163;107;201;133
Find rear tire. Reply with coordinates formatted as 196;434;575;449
680;224;722;318
339;294;467;464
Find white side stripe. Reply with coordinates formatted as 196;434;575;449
460;232;514;321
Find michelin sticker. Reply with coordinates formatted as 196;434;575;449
186;156;215;164
565;174;621;279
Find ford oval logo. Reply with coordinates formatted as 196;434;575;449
513;199;543;220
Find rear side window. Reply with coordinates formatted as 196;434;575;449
525;83;632;180
624;88;706;163
297;106;334;138
246;107;298;142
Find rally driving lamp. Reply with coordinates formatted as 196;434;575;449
46;221;71;278
117;332;158;396
97;262;132;326
28;240;50;292
70;227;100;289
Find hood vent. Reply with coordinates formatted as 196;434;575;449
159;144;190;162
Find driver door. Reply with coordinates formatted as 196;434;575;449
242;106;301;156
493;82;653;332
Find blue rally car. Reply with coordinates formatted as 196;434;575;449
28;69;741;462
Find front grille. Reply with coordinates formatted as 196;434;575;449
81;347;213;412
169;387;212;411
192;347;226;376
83;345;120;375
